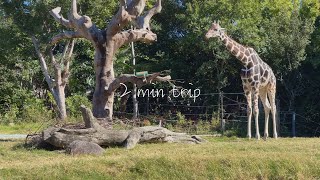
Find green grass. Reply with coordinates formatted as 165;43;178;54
0;122;50;134
0;138;320;179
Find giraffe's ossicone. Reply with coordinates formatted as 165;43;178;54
205;21;278;140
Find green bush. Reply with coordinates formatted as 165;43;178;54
165;123;173;131
21;97;53;123
0;105;19;124
176;112;186;127
195;120;211;134
0;97;54;124
66;94;91;118
210;116;220;131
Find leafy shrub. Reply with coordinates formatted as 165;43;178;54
176;112;186;127
165;123;174;131
66;94;91;118
224;129;238;137
210;117;220;131
195;120;211;134
0;105;19;124
21;97;53;122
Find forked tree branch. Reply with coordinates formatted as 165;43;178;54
136;0;162;30
49;0;103;45
107;0;160;37
106;5;133;36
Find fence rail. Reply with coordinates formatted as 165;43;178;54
114;91;320;137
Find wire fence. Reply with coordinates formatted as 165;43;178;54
114;91;320;137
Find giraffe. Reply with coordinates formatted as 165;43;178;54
205;21;278;140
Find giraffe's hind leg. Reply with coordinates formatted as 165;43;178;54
259;88;271;140
243;87;252;139
268;87;278;139
252;88;260;140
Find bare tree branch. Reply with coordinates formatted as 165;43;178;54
49;7;73;28
154;75;172;82
126;0;146;17
106;0;150;37
60;41;71;62
49;50;62;87
50;0;103;45
31;36;54;89
70;0;81;20
136;0;162;30
114;29;157;48
106;6;132;36
105;73;171;95
67;40;75;59
51;31;82;45
62;40;75;86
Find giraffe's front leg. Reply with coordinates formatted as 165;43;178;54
268;89;278;139
253;89;260;140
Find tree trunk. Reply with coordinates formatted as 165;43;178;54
92;44;114;119
55;87;67;120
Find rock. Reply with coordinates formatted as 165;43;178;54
66;140;105;156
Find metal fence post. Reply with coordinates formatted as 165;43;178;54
276;99;280;136
220;92;225;133
146;96;149;116
292;112;296;137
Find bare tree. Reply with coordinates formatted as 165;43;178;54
46;0;170;121
32;38;75;120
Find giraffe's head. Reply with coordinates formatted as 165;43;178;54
205;21;225;40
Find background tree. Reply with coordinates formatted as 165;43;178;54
1;0;320;136
0;0;120;121
32;38;75;120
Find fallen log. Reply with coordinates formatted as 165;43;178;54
39;106;206;150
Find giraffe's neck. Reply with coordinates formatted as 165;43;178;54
219;34;251;68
